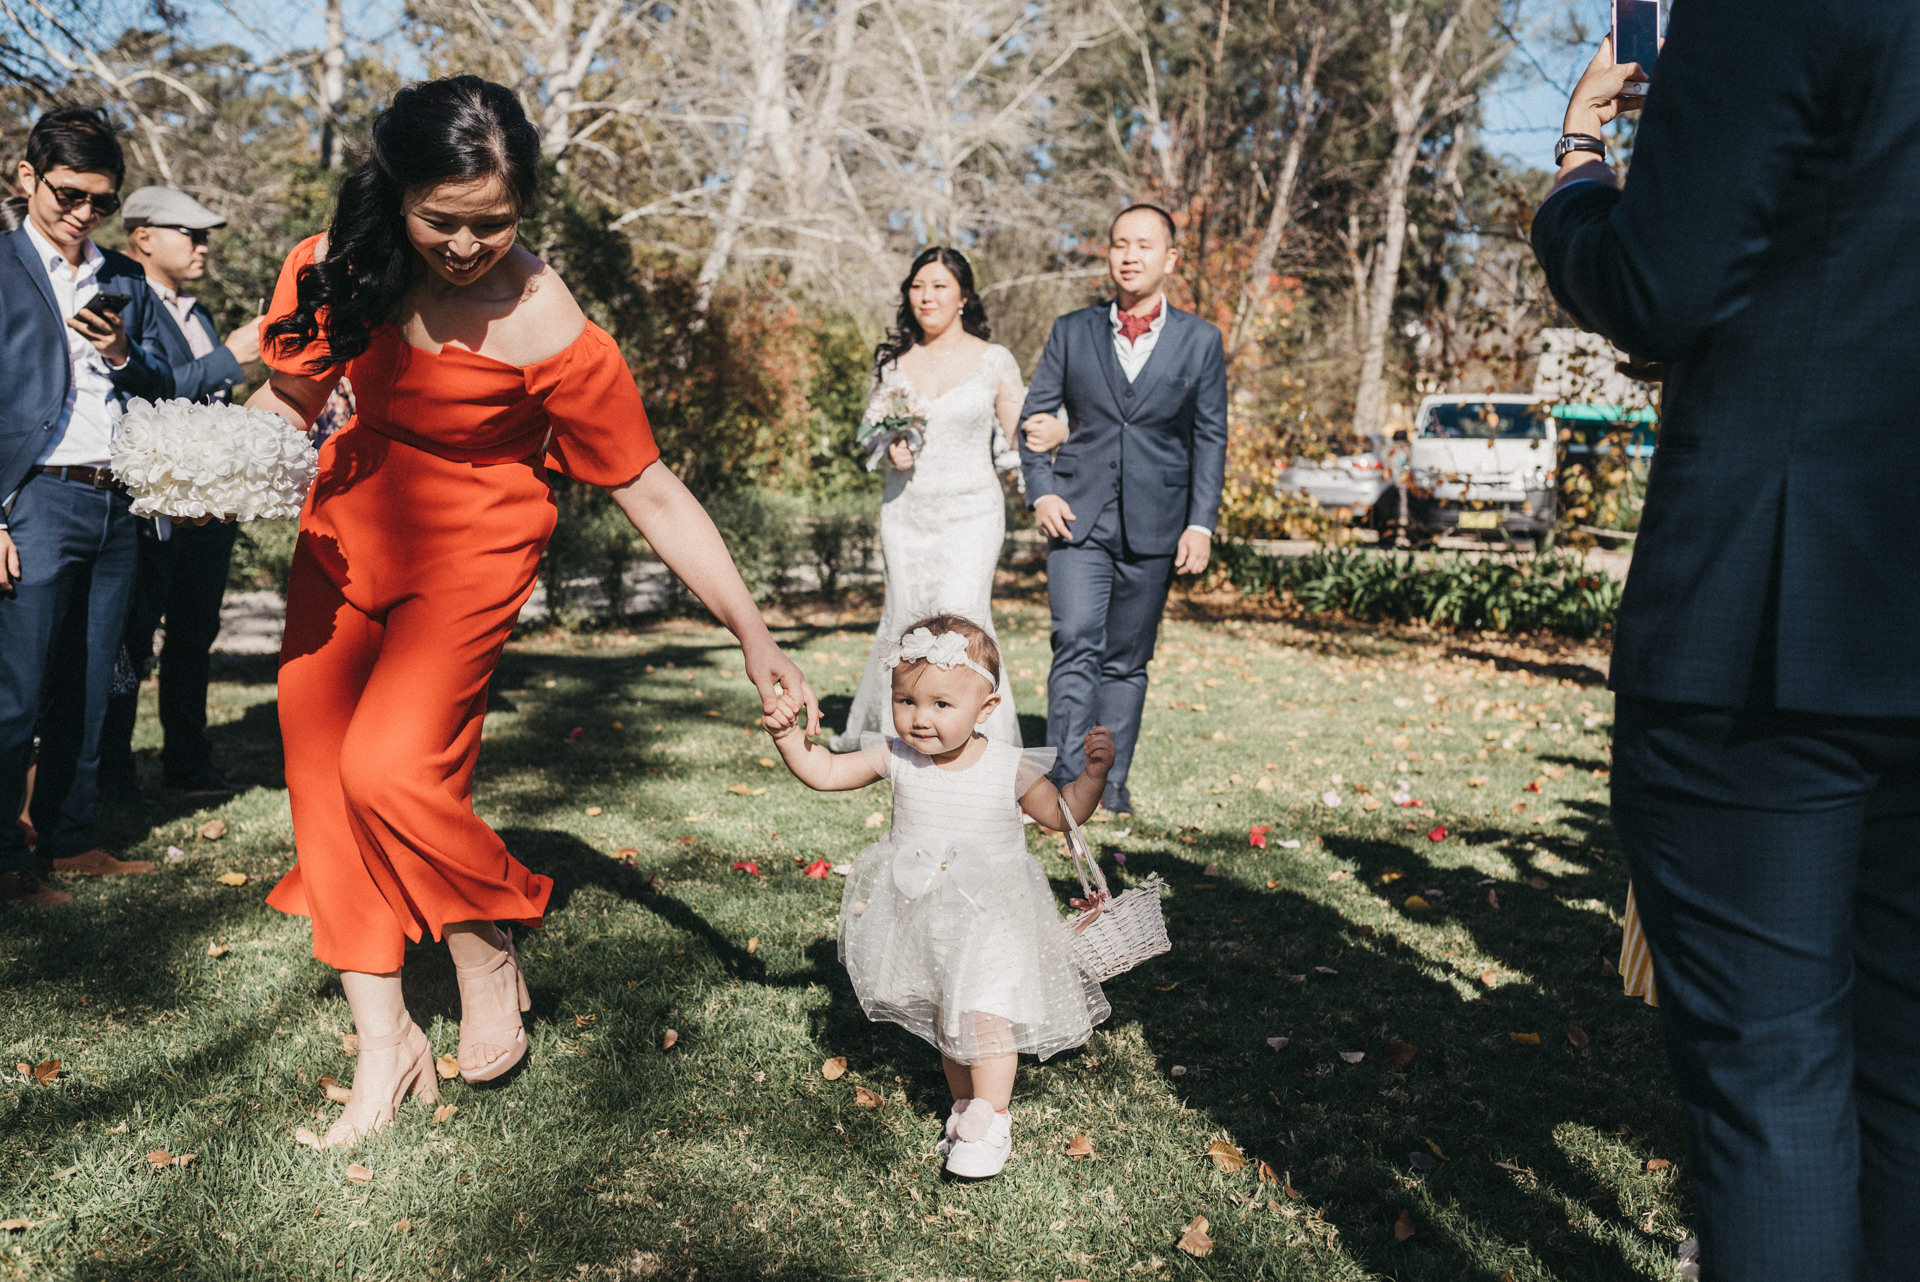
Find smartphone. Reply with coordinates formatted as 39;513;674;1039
87;289;132;316
1612;0;1661;98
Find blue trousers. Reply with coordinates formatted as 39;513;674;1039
1612;695;1920;1282
0;472;138;870
1044;498;1174;786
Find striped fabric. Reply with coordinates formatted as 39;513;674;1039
1620;882;1658;1008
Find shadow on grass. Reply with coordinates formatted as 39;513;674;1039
1101;822;1682;1281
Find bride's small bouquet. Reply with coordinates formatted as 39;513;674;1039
855;386;927;472
111;398;318;522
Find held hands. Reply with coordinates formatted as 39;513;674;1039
761;689;807;741
1566;37;1648;139
1022;412;1068;453
69;307;129;367
1174;527;1212;575
1034;493;1076;540
745;641;821;738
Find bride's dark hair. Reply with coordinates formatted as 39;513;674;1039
873;246;991;376
266;75;541;372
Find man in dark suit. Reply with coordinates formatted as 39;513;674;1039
1018;205;1228;814
0;108;174;906
1532;8;1920;1278
99;187;262;800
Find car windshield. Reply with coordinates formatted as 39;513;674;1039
1421;403;1550;440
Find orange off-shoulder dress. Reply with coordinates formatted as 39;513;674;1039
261;236;659;973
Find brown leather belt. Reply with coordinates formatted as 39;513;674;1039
30;464;123;492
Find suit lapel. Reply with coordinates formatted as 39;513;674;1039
1127;309;1184;406
7;225;61;323
1090;303;1132;413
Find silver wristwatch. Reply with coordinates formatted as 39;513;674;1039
1554;133;1607;166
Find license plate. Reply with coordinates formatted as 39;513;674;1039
1457;510;1500;530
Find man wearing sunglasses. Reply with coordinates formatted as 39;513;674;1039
1;107;176;906
99;187;264;803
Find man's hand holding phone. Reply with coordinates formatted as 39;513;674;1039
69;291;131;367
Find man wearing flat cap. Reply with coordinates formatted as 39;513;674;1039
99;186;263;801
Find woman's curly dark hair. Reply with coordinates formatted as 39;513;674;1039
266;76;541;373
873;246;991;377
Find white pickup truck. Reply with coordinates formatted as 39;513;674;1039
1404;393;1557;546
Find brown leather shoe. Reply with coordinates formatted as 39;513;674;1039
0;871;74;906
49;848;157;876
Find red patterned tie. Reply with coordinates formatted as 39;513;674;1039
1117;302;1161;345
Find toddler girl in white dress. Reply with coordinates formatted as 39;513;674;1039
762;612;1114;1179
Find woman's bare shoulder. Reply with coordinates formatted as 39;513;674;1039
497;247;588;366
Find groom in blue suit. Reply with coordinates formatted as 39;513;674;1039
1019;205;1227;814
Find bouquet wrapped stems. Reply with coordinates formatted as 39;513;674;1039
856;385;928;472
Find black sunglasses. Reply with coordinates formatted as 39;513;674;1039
34;171;121;217
150;225;211;245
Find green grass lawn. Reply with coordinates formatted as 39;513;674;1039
0;595;1690;1281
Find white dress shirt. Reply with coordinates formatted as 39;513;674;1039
24;219;120;468
152;282;216;359
1107;294;1211;538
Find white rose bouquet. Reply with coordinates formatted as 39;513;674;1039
855;385;926;472
111;398;317;522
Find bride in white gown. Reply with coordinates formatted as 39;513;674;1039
834;247;1026;749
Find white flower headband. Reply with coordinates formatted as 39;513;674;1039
886;626;997;690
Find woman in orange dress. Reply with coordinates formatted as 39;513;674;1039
248;76;819;1148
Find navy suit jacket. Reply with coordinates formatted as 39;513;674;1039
1532;0;1920;716
146;290;245;405
1;223;174;505
1018;302;1228;556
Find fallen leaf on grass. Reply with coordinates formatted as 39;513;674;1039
585;806;604;817
1508;1032;1541;1046
394;1219;412;1234
1567;1026;1591;1048
214;872;248;886
1326;869;1348;881
864;812;885;829
802;859;832;879
1257;1160;1278;1184
1485;889;1501;909
1528;876;1550;890
1338;1051;1365;1064
1466;776;1488;788
1205;1140;1246;1172
1249;825;1270;848
1321;791;1343;808
746;937;759;954
1384;1041;1418;1069
435;1054;460;1079
730;861;760;875
0;1219;30;1232
575;1013;597;1029
1393;1210;1415;1242
1403;895;1431;911
1201;861;1219;877
1480;970;1500;987
1423;1137;1449;1161
432;1103;458;1123
318;1074;352;1104
661;1029;680;1051
726;784;767;797
30;1060;59;1086
758;757;777;768
1362;797;1383;811
1492;1160;1532;1174
852;1086;883;1109
821;1057;847;1081
340;1034;360;1055
206;943;229;959
198;820;227;841
294;1127;322;1150
344;1164;373;1184
1066;1134;1094;1159
1265;1037;1289;1051
165;845;186;864
1170;1065;1188;1077
1313;966;1339;976
145;1149;173;1168
1427;826;1448;842
1177;1215;1213;1257
1410;1151;1440;1172
611;848;639;861
1645;1157;1671;1172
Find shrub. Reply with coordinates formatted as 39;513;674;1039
227;519;298;595
1214;543;1623;638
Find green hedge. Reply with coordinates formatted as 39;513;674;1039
1213;543;1623;638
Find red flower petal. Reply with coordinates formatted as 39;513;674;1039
1427;826;1448;842
1249;825;1271;848
730;860;760;875
802;859;832;879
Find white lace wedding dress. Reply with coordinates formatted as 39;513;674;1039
834;345;1025;750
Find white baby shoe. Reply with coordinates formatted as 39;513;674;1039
943;1099;1012;1179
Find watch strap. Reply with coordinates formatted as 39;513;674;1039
1555;133;1608;165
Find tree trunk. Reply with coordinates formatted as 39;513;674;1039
319;0;345;169
694;0;798;313
1350;125;1420;438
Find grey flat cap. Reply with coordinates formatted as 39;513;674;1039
121;186;227;230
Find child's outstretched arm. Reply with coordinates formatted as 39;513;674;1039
763;693;884;792
1019;727;1114;830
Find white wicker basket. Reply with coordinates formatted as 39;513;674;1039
1059;806;1169;982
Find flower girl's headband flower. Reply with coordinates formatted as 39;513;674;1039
886;622;998;690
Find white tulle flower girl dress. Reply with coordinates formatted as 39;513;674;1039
838;733;1109;1064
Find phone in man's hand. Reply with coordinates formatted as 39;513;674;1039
1612;0;1660;99
86;289;132;316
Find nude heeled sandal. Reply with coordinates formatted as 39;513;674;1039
455;931;531;1083
310;1021;439;1150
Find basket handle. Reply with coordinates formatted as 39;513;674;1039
1060;804;1111;902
